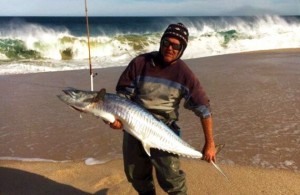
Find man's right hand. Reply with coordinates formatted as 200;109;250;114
103;119;123;130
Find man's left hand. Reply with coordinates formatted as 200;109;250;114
202;142;216;163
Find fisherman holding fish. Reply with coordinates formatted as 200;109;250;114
106;23;216;195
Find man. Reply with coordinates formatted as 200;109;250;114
106;23;216;195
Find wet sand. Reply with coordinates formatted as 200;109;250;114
1;159;300;195
0;49;300;194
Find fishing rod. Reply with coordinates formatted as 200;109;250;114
85;0;94;91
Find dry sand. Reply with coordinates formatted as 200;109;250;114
1;49;300;194
1;159;300;195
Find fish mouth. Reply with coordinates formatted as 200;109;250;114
70;105;85;112
62;87;98;102
57;94;87;113
57;87;95;112
62;87;81;98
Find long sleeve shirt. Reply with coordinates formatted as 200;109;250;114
116;52;211;123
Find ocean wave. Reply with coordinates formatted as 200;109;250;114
0;15;299;75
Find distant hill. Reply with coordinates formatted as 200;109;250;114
223;6;279;16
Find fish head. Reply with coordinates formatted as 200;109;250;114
57;87;106;113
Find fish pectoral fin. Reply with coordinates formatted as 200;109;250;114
142;142;152;156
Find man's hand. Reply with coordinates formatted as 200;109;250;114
103;119;123;130
202;142;216;163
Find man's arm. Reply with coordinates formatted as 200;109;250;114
201;116;216;163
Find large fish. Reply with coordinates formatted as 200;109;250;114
58;88;228;179
57;87;202;158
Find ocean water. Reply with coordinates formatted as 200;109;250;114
0;15;300;75
0;16;299;173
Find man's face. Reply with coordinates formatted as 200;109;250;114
160;37;182;63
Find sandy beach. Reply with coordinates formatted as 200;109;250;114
1;49;300;194
1;159;300;195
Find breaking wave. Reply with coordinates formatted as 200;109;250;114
0;15;299;74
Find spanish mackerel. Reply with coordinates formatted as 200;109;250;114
57;87;202;158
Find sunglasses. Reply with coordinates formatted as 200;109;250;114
162;39;182;50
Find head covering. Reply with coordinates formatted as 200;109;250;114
160;23;189;60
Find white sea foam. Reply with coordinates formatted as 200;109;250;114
0;16;299;74
84;157;110;165
0;156;70;163
0;156;113;166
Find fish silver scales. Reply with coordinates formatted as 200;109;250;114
58;87;202;159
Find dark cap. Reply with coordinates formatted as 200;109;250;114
161;23;189;49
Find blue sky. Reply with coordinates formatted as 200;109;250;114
0;0;299;16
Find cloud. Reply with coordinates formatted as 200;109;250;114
0;0;299;16
224;6;279;16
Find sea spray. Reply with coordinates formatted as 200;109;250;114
0;15;299;75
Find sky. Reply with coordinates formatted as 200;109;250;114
0;0;299;16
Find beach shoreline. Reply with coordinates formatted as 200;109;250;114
1;159;299;195
1;49;300;194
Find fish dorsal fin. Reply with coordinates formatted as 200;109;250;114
93;88;106;102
